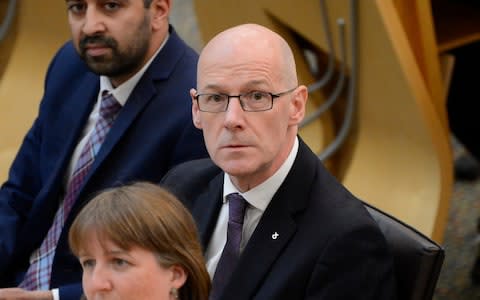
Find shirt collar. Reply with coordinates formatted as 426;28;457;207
99;32;170;106
223;136;299;212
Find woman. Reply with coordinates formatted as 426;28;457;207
69;182;210;300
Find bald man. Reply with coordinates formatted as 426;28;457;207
162;23;396;300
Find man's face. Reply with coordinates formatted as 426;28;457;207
191;40;304;191
66;0;152;83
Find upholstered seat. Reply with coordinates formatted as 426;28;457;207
364;202;444;300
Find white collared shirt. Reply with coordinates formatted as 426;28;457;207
205;137;299;278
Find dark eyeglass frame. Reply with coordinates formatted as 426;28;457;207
194;87;297;113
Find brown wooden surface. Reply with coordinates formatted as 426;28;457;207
0;1;70;181
392;0;448;130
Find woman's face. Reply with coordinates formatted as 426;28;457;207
79;234;186;300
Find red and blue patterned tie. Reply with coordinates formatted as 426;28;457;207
210;193;247;300
19;92;121;290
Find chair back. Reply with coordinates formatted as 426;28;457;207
364;202;444;300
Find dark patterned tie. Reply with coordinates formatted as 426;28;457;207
210;192;247;300
19;92;121;290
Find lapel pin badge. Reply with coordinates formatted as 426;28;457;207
272;232;279;240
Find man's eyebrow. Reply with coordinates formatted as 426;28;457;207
246;80;269;86
203;84;221;90
201;80;270;92
241;80;271;91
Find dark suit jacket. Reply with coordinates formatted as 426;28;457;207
0;26;208;299
162;139;397;299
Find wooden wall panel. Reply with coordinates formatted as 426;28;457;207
0;1;70;181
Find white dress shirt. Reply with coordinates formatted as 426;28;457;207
205;137;299;278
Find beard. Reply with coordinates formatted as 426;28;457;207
77;16;151;78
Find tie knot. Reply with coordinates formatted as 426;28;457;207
100;92;122;120
226;193;247;224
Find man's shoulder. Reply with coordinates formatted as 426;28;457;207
48;41;90;74
43;40;95;94
294;141;381;234
167;26;199;60
147;26;198;80
162;158;221;186
161;158;221;202
40;41;97;107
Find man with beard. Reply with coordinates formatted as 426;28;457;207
0;0;207;299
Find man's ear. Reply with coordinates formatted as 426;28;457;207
150;0;171;31
289;85;308;125
190;88;202;129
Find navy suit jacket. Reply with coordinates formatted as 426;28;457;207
162;139;397;299
0;26;208;299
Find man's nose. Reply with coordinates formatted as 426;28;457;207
82;8;106;36
224;97;245;128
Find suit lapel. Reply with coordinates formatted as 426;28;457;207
79;26;187;191
193;173;224;249
225;198;297;299
49;73;99;188
221;139;318;299
25;72;99;249
86;75;156;175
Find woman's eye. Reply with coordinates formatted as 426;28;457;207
112;258;130;268
81;259;95;270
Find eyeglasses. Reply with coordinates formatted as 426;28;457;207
194;87;297;113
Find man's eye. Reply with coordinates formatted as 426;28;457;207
104;2;120;11
250;91;268;101
67;3;86;14
207;94;224;102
